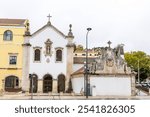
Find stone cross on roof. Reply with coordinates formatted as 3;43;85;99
107;40;112;48
69;24;72;32
47;14;52;23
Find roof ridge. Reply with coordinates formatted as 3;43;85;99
31;23;66;38
71;67;84;75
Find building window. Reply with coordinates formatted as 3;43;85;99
3;30;13;41
9;56;17;65
56;50;62;62
5;76;19;91
34;49;41;61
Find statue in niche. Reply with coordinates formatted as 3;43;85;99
45;39;53;56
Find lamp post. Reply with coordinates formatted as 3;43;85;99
138;60;140;84
84;61;86;96
85;27;92;99
29;74;34;100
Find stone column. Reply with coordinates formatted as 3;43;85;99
65;24;74;92
52;79;58;93
22;37;31;92
66;44;74;92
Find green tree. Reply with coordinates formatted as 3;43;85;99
124;51;150;82
76;45;84;51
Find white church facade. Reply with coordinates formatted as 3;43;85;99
21;17;136;96
22;19;74;93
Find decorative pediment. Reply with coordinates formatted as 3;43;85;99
31;23;66;38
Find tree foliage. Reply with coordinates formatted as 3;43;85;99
124;51;150;81
76;45;84;51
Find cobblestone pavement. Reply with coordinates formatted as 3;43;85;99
0;93;150;100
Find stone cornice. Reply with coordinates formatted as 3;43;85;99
66;35;74;38
66;43;75;47
0;68;22;70
22;43;31;46
71;72;136;77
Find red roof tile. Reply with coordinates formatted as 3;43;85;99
0;18;26;26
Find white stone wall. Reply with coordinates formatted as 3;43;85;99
71;77;84;94
72;76;132;96
29;27;67;79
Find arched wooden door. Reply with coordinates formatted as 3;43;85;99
43;74;53;93
57;74;65;93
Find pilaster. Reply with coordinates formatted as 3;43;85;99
52;79;58;93
38;80;43;92
65;24;74;92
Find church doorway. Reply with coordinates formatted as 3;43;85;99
43;74;53;93
57;74;65;93
29;74;38;93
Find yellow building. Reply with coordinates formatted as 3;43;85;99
0;18;30;92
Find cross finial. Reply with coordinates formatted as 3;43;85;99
107;40;112;48
47;14;52;23
69;24;72;32
68;24;73;37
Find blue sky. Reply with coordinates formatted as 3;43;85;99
1;0;150;54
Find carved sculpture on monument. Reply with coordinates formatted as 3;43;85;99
89;41;132;75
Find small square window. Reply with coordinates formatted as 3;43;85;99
9;56;17;65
